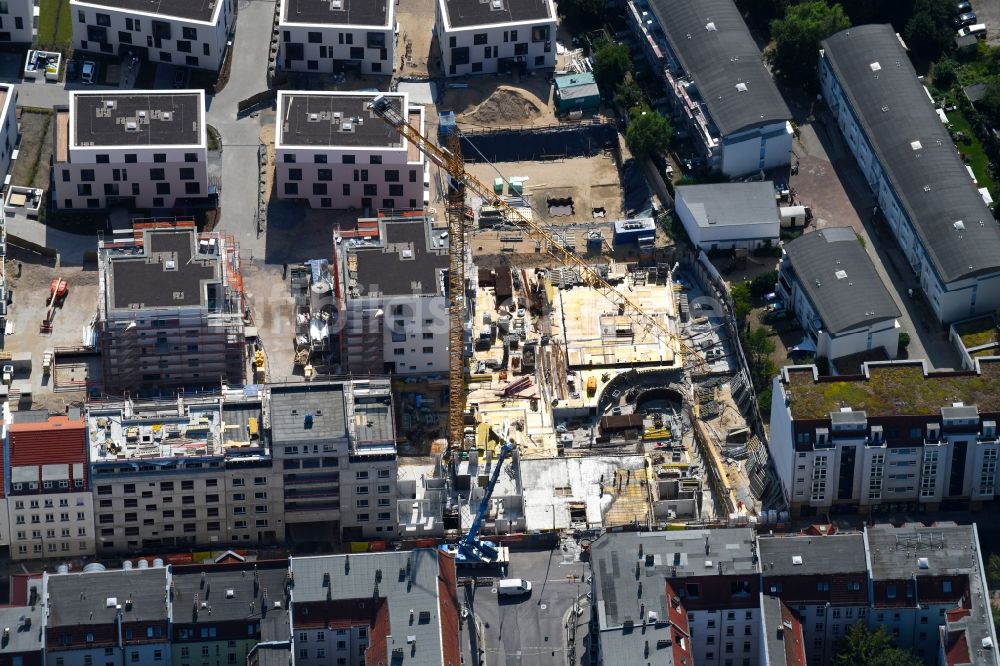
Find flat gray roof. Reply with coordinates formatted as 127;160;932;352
867;524;982;580
279;93;404;148
758;532;868;577
0;580;43;657
646;0;790;136
676;181;780;227
282;0;389;26
46;568;169;628
822;25;1000;283
269;382;349;443
760;595;804;666
76;0;218;22
783;227;900;335
171;564;288;625
74;92;202;148
107;229;220;310
290;550;446;666
442;0;552;29
351;220;448;297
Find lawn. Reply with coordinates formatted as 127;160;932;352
947;107;999;201
36;0;72;50
956;315;999;348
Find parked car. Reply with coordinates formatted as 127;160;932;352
957;0;972;12
958;23;987;38
81;61;96;84
953;11;977;28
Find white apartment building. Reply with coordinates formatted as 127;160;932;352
627;0;792;176
334;214;453;376
0;84;18;184
87;391;282;555
54;91;208;211
275;91;424;211
268;379;399;543
435;0;556;76
778;227;901;364
279;0;395;75
0;0;34;43
3;408;95;561
770;360;1000;518
821;25;1000;324
70;0;235;70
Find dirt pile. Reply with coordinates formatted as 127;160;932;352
465;86;545;125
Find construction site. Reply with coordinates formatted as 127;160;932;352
364;97;777;557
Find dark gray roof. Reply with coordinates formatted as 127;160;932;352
442;0;552;29
758;533;868;577
0;580;43;657
74;92;202;147
282;0;390;26
108;229;220;310
46;568;169;628
760;595;803;666
822;25;1000;283
82;0;219;22
268;382;349;443
676;181;779;228
170;563;288;625
646;0;790;136
351;221;448;297
783;227;900;335
590;529;756;629
290;550;446;666
278;93;404;148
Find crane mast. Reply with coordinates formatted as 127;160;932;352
368;96;709;458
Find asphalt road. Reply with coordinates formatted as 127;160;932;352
470;548;589;666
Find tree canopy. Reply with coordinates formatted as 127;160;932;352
556;0;605;32
769;1;850;87
614;78;645;112
979;79;1000;128
903;0;957;62
834;624;923;666
625;107;673;159
593;43;632;96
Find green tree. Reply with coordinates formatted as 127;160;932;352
625;107;673;159
593;43;632;96
749;270;779;298
557;0;605;32
834;624;922;666
769;1;850;88
933;57;957;90
978;79;1000;127
731;282;752;329
745;327;778;390
614;78;645;111
987;553;1000;588
735;0;789;36
903;0;955;61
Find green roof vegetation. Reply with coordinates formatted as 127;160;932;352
785;360;1000;419
955;315;999;349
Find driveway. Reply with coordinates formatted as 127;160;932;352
791;112;961;370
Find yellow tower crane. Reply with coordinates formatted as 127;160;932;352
368;96;710;455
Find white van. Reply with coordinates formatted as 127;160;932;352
497;578;532;596
958;23;987;38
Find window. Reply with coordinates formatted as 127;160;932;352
474;33;488;44
289;168;302;181
185;182;201;195
179;167;195;180
182;26;197;40
313;183;328;196
370;155;383;165
285;183;299;196
177;40;191;53
364;184;377;196
150;168;165;181
283;153;296;163
318;168;332;181
156;182;171;195
80;169;95;182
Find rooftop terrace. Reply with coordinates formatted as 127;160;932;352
72;91;203;148
782;359;1000;420
281;0;390;26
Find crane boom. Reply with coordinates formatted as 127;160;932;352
459;434;515;562
368;96;709;449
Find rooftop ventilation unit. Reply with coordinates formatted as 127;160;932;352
917;557;930;569
491;0;503;8
106;598;118;608
125;121;139;131
161;111;173;121
791;555;803;565
910;140;922;151
835;270;847;280
225;589;235;599
870;61;881;72
330;0;342;8
105;100;116;108
954;220;966;231
341;121;354;132
308;113;320;122
706;21;717;31
735;82;747;92
138;110;146;119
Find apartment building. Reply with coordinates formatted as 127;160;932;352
778;228;901;364
627;0;792;176
70;0;235;71
0;83;19;183
435;0;555;76
769;359;1000;517
96;223;245;395
589;529;760;666
334;213;459;376
87;391;281;555
274;91;424;211
4;410;95;561
268;379;399;543
0;0;34;43
759;594;806;666
820;25;1000;324
170;560;290;666
278;0;395;75
758;531;869;665
288;549;460;666
0;577;43;665
43;565;172;666
53;91;208;211
674;182;781;250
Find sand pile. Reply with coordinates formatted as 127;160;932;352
465;86;545;125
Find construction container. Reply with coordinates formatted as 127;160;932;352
508;177;524;196
494;178;504;194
